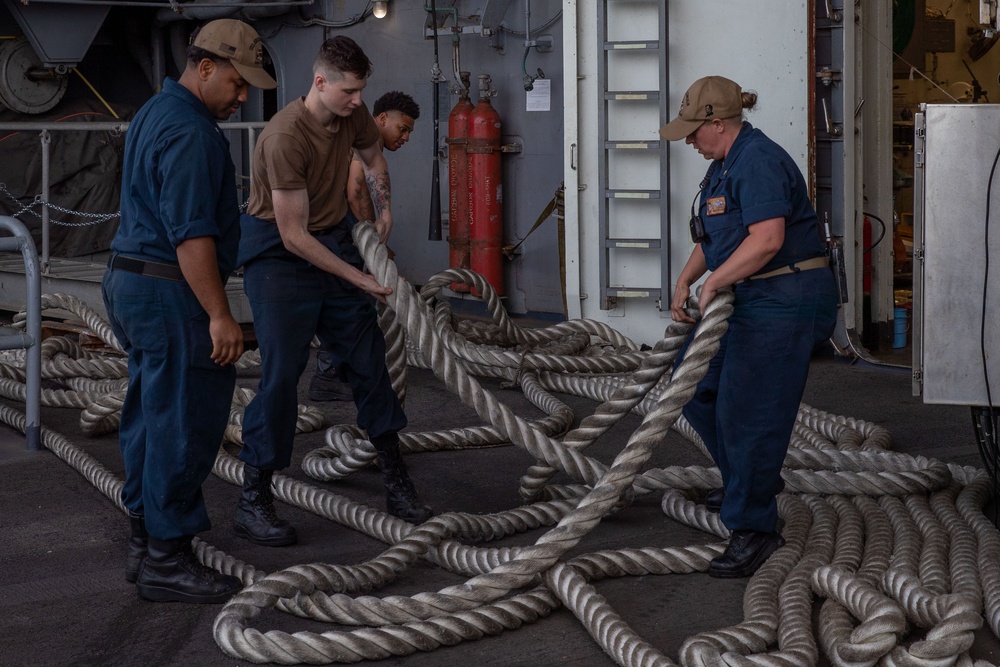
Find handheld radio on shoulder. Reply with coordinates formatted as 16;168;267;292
689;168;715;244
689;188;707;243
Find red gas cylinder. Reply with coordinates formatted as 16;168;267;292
467;75;503;297
446;74;474;292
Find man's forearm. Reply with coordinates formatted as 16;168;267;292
351;173;376;222
176;237;231;320
365;169;391;218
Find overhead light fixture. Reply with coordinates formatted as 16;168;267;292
372;0;388;19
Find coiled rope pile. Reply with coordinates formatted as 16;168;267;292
2;219;999;666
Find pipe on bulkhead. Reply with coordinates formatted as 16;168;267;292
446;71;473;292
157;3;238;22
155;0;293;23
168;21;188;77
125;21;154;91
151;24;165;92
427;0;444;241
467;74;503;297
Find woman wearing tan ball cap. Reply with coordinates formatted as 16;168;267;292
665;75;838;578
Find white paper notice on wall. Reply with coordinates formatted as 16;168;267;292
526;78;551;112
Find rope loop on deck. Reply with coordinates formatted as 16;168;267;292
0;220;999;666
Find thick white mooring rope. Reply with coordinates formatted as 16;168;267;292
2;220;999;666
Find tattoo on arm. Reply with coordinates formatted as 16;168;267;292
365;171;391;218
353;174;375;222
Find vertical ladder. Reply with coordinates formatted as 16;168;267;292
597;0;669;310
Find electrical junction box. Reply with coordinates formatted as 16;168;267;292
912;104;1000;407
924;18;956;53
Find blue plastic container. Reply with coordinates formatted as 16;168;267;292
892;307;908;348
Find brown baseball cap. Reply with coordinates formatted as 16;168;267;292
659;76;742;141
192;19;277;90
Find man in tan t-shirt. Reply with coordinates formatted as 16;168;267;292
310;90;420;403
234;37;433;546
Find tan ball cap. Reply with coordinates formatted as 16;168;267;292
192;19;277;90
659;76;742;141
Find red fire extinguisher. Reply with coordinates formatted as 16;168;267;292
467;74;503;297
446;72;473;293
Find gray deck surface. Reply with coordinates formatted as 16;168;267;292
2;346;999;667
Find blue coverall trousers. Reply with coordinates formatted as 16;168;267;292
240;217;406;471
102;268;237;540
681;267;837;533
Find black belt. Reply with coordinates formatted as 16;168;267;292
108;255;184;282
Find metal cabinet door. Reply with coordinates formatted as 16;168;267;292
915;103;1000;407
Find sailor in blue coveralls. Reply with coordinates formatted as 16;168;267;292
662;76;838;578
101;19;276;603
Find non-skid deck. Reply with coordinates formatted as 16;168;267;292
1;352;998;666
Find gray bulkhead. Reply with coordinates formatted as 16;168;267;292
0;0;568;319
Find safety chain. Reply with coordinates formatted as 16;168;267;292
35;196;120;226
0;182;250;229
0;229;999;665
0;182;119;227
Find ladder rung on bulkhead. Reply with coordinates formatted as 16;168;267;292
597;0;670;311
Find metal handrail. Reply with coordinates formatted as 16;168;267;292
0;120;267;271
0;216;41;450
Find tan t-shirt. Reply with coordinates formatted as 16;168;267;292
248;98;380;232
349;136;383;165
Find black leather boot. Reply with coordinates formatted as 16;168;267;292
125;510;147;583
704;487;725;513
233;465;297;546
136;537;242;603
308;371;353;402
373;435;433;524
708;529;785;579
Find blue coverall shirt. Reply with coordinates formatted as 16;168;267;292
113;77;240;273
699;122;826;272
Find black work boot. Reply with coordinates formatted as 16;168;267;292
125;510;147;583
233;465;297;546
708;529;785;579
308;372;353;402
704;487;725;513
373;435;433;524
136;537;242;603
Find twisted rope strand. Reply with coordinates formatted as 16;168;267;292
2;231;1000;665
